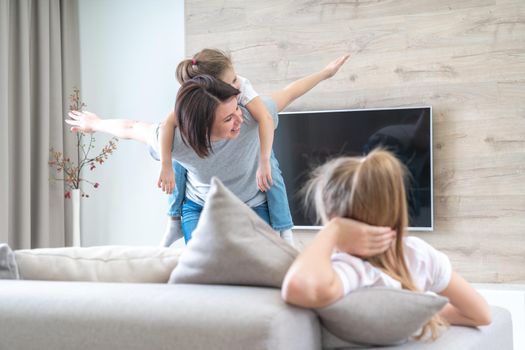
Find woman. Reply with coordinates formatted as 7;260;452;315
281;149;491;340
66;57;393;248
161;48;300;246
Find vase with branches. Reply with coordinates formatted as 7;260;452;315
49;88;118;198
49;88;118;246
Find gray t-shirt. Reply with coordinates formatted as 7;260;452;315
156;97;278;207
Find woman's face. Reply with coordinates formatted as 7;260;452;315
219;66;241;90
210;97;243;141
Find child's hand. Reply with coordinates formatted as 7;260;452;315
158;165;175;194
66;110;100;133
256;159;273;192
322;54;350;79
330;217;395;257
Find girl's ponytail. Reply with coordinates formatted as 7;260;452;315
176;58;199;84
176;49;233;84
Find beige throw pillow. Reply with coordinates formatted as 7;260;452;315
15;245;182;283
169;177;298;287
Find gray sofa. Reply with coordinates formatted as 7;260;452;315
0;279;513;350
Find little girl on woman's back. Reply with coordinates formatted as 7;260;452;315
158;49;292;244
158;48;349;245
282;149;491;339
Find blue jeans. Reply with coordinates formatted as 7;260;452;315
167;161;187;217
168;152;293;230
266;154;293;230
181;198;271;243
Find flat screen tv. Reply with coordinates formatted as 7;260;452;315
274;106;433;231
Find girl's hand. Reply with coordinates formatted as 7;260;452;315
322;54;350;79
256;159;273;192
158;165;175;194
330;217;395;257
66;110;100;133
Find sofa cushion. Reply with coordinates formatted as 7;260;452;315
0;281;321;350
169;177;298;287
317;287;448;346
0;279;512;350
15;245;182;283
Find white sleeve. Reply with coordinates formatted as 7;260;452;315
331;252;402;295
405;237;452;293
237;75;258;106
427;245;452;293
147;123;162;161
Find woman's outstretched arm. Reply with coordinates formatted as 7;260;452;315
272;54;350;112
66;110;155;145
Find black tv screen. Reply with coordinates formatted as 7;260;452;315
274;106;433;231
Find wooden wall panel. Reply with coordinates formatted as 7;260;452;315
185;0;525;283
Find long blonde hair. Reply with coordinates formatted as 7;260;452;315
176;48;233;84
304;148;446;340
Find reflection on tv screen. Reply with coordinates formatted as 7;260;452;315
274;107;433;230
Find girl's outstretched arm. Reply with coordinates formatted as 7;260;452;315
438;272;492;326
66;110;155;145
272;54;350;112
245;96;274;192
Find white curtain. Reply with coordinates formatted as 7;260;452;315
0;0;80;249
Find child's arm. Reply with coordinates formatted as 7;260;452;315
281;218;343;308
438;272;492;326
157;111;177;194
66;110;153;144
246;97;274;192
282;217;395;308
272;55;350;113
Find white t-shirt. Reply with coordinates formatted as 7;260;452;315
237;75;258;106
332;236;452;295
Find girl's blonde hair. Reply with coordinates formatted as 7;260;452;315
176;48;233;84
304;148;447;340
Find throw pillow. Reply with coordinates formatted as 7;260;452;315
0;244;19;279
169;177;298;287
15;245;182;283
317;287;448;346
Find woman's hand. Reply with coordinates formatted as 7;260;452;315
322;54;350;79
158;165;175;194
256;158;273;192
329;217;395;258
66;110;100;133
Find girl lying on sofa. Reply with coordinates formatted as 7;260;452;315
281;148;492;339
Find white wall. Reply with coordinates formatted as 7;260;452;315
78;0;185;246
